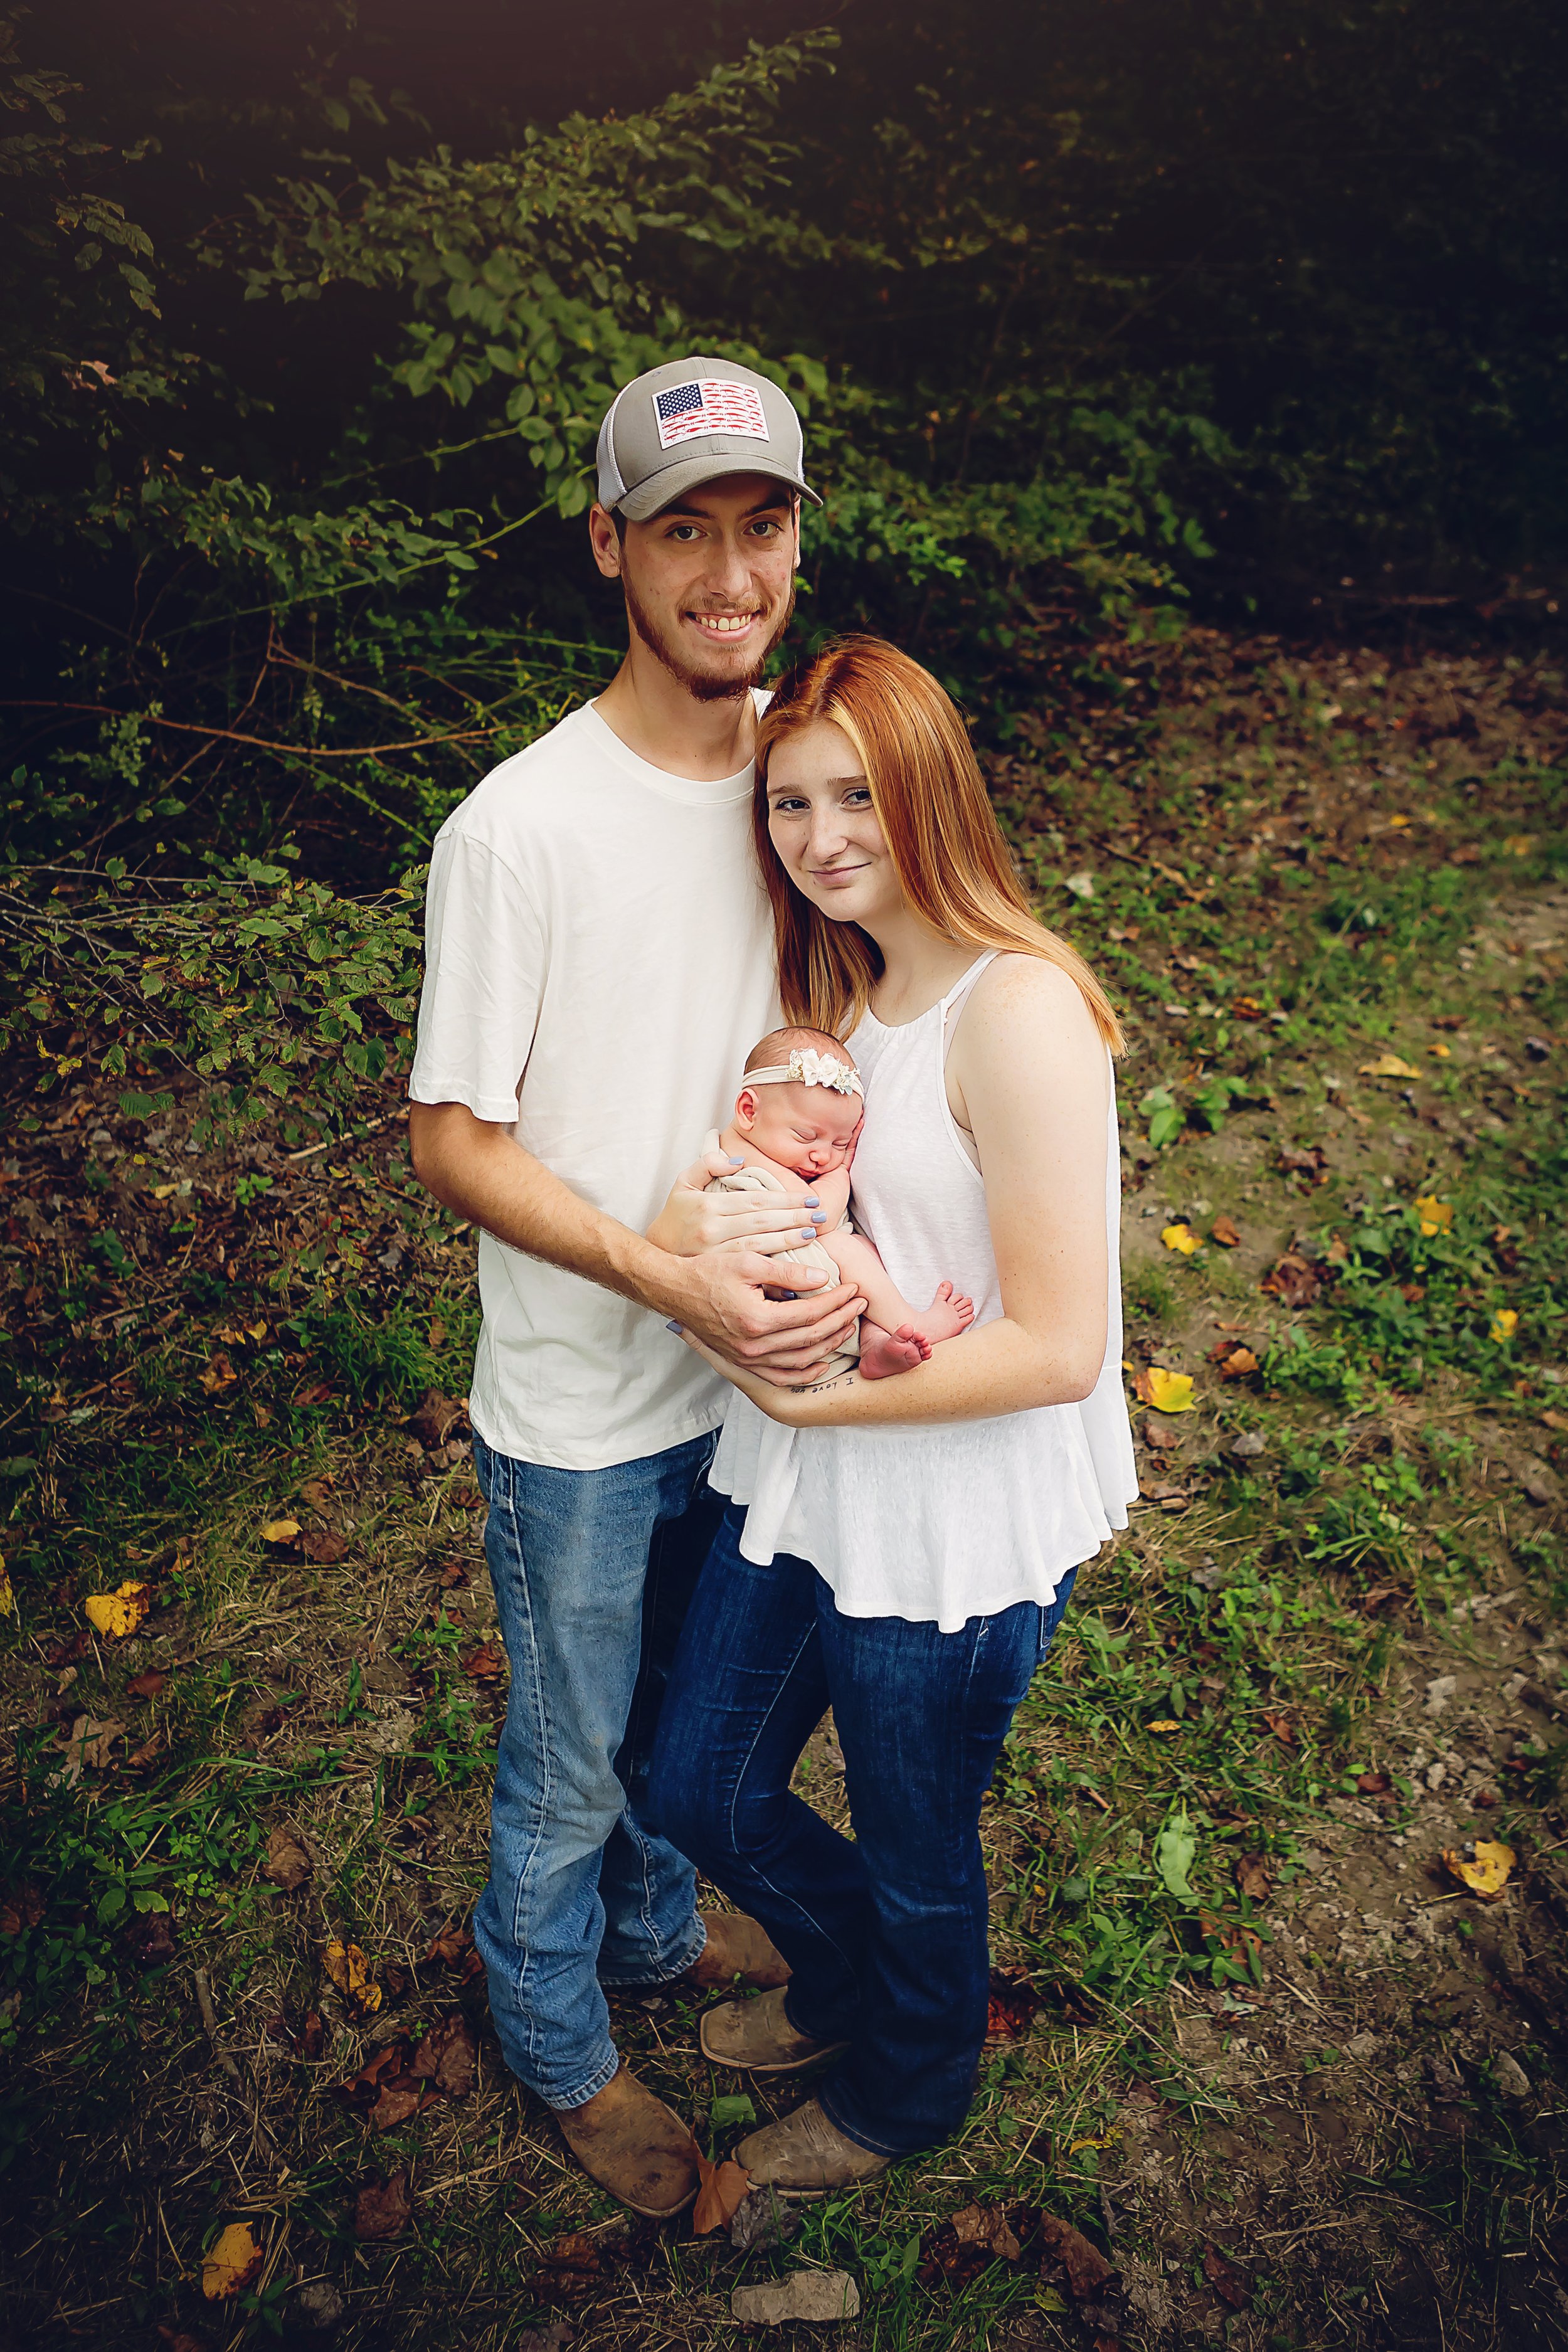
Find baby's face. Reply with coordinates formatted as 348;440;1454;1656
739;1080;861;1179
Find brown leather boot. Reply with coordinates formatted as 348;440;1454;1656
552;2064;701;2218
733;2097;889;2197
699;1984;848;2075
679;1910;792;1992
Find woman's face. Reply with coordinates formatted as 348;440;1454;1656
763;719;901;930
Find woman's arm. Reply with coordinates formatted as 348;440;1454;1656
678;957;1111;1426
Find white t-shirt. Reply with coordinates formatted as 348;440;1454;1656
408;697;778;1471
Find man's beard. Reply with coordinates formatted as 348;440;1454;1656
621;574;795;702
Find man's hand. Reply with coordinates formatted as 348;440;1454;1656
666;1247;864;1381
647;1147;829;1259
408;1100;861;1382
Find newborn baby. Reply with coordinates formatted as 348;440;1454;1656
705;1025;975;1380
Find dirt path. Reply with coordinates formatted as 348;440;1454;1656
1;626;1564;2350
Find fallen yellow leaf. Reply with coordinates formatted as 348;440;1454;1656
1503;835;1536;857
1145;1366;1195;1414
1428;1042;1451;1059
0;1561;14;1618
152;1182;179;1199
1414;1195;1453;1236
324;1937;382;2014
1147;1719;1182;1735
83;1582;151;1640
1442;1839;1515;1902
1161;1222;1200;1256
1359;1053;1421;1079
1490;1310;1519;1343
202;2220;263;2300
260;1518;301;1544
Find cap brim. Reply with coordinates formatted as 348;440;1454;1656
615;452;822;523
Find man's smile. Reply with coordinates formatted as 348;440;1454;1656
689;610;763;638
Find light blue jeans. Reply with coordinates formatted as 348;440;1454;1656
471;1429;721;2108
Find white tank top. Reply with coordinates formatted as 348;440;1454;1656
709;952;1140;1631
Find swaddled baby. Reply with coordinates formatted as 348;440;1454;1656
702;1025;975;1380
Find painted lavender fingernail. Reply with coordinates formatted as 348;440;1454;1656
804;1194;820;1205
665;1320;682;1333
800;1229;817;1241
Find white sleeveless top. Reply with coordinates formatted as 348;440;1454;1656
709;952;1139;1632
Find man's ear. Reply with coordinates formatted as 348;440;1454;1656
588;502;624;581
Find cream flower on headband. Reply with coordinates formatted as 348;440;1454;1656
790;1047;859;1094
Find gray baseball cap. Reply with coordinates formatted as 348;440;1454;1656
596;354;822;522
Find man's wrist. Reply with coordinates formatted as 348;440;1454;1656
606;1224;691;1322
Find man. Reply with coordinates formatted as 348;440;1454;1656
408;356;864;2218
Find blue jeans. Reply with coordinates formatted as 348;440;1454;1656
471;1430;723;2109
647;1501;1076;2158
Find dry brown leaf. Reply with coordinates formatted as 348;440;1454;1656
1260;1252;1321;1307
1218;1346;1260;1379
459;1644;504;1681
1278;1142;1329;1184
1210;1213;1241;1248
409;1389;468;1448
951;2201;1021;2260
127;1668;167;1700
302;1529;350;1564
1261;1708;1297;1746
1203;2244;1251;2309
410;2013;476;2097
201;2221;263;2299
125;1911;177;1964
0;1882;44;1936
1441;1839;1515;1901
353;2167;413;2242
1357;1768;1392;1796
263;1824;313;1893
1035;2212;1113;2298
1140;1414;1183;1451
324;1938;383;2016
693;2150;751;2235
83;1582;151;1640
199;1352;239;1395
437;1559;470;1588
985;1968;1043;2043
1235;1853;1273;1901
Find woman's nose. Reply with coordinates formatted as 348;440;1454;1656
806;806;847;861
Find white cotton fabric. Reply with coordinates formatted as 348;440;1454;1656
409;696;778;1471
710;952;1140;1630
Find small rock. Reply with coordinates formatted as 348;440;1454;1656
1518;1460;1561;1507
1228;1430;1267;1459
1493;2052;1531;2100
731;2270;861;2326
1424;1675;1458;1717
289;2277;347;2336
1346;2032;1381;2061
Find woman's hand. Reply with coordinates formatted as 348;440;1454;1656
647;1148;828;1259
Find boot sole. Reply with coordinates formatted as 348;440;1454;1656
698;2011;850;2074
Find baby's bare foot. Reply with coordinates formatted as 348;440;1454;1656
858;1323;933;1380
917;1279;975;1345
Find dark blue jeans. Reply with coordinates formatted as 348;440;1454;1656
647;1502;1075;2158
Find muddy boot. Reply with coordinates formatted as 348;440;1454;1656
552;2063;701;2219
699;1984;849;2075
680;1910;792;1992
733;2097;889;2198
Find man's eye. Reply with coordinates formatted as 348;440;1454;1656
667;524;701;540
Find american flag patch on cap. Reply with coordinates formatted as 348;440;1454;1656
652;378;770;449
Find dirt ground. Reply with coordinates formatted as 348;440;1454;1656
1;623;1565;2350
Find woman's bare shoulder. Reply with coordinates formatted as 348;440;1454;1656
967;952;1104;1044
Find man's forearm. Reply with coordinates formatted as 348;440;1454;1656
409;1103;686;1320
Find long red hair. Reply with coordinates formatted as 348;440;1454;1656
753;635;1125;1052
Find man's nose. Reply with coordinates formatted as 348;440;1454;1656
704;534;753;602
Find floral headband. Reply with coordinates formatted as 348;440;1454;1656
743;1046;864;1099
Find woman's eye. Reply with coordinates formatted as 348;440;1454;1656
770;797;808;815
844;787;872;807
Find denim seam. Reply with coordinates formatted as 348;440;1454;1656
598;1915;707;1991
730;1618;861;2041
497;1462;562;2079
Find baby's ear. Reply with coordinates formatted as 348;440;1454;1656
734;1087;759;1128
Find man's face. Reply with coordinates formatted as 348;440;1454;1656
735;1079;861;1179
590;475;800;703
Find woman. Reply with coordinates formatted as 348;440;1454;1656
647;635;1137;2191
